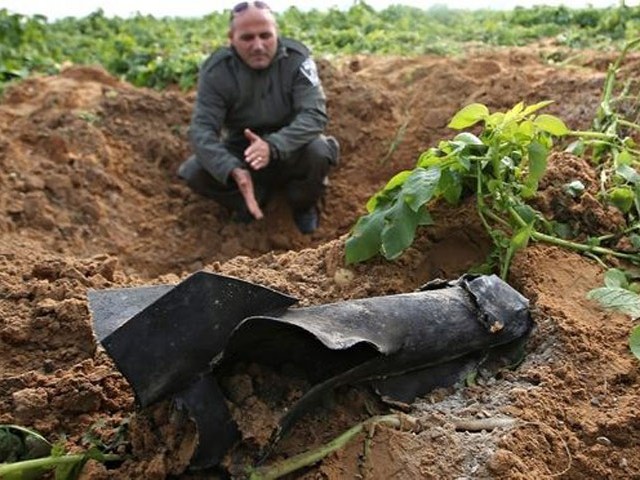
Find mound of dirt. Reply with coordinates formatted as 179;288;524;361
0;46;639;479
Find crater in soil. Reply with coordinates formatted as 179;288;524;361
0;45;639;479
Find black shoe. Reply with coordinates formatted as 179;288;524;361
293;206;319;234
327;136;340;167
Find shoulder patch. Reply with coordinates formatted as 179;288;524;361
299;58;320;87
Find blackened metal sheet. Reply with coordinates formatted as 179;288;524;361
93;271;297;407
88;285;174;342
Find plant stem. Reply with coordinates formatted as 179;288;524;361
247;415;403;480
475;167;494;235
483;208;513;230
0;454;122;477
531;230;640;261
569;130;618;140
506;206;640;261
618;118;640;132
595;224;640;243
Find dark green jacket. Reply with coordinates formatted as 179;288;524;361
188;38;328;185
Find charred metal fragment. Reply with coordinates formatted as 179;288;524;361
88;272;532;470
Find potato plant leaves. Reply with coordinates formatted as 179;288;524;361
447;103;489;129
587;287;640;319
604;268;628;288
346;101;567;268
346;168;439;263
533;114;570;136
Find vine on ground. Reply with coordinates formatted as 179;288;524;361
0;424;124;480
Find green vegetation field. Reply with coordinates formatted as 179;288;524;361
2;1;640;91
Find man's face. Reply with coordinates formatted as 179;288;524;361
229;7;278;70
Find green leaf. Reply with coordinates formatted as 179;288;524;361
630;325;640;360
401;167;441;212
382;170;413;192
448;103;489;129
438;168;463;204
51;443;65;457
615;164;640;185
453;132;483;146
380;201;420;260
451;133;488;158
454;154;472;171
604;269;628;289
565;139;585;155
630;234;640;249
507;101;525;117
487;112;505;128
365;191;384;212
55;459;84;480
517;119;535;139
533;114;569;136
417;208;434;226
0;425;52;466
552;222;573;239
587;287;640;319
345;210;385;264
527;141;548;184
0;429;24;463
510;223;534;252
520;185;536;199
616;149;634;166
513;204;538;224
487;179;502;194
609;186;635;213
417;148;443;168
522;100;554;116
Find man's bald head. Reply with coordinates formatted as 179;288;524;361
228;2;278;70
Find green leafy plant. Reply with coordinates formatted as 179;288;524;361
567;38;640;231
0;424;123;480
573;38;640;361
345;100;639;277
587;268;640;360
2;5;640;92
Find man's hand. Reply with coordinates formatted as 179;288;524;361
244;128;271;170
230;167;264;220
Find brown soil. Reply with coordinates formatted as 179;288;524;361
1;45;639;479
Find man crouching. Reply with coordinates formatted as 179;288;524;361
178;1;339;234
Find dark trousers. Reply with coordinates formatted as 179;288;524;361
178;135;336;215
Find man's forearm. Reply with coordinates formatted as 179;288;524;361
189;125;243;185
264;108;328;160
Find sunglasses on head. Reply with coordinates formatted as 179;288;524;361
230;1;271;19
